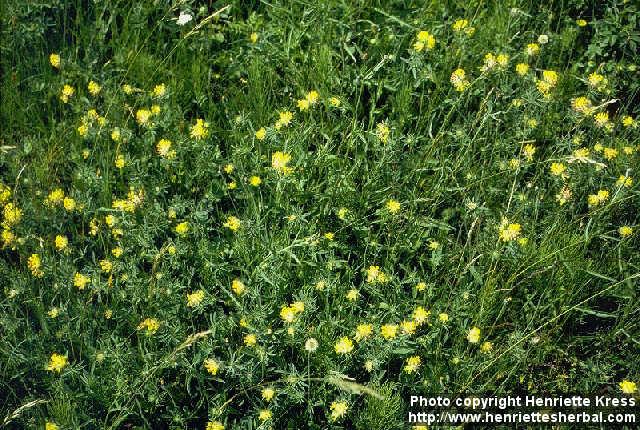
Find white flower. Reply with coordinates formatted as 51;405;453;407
305;338;319;352
538;34;549;44
176;11;193;26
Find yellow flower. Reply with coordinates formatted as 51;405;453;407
588;189;609;207
204;358;219;375
401;320;417;335
622;115;636;128
250;32;259;43
297;98;310;111
452;19;468;32
258;410;272;421
206;421;224;430
28;253;43;277
277;110;293;128
515;63;529;76
438;313;449;322
99;259;113;273
49;53;61;68
280;305;296;323
414;30;435;51
60;84;75;103
175;222;189;236
381;324;398;339
74;272;90;290
550;162;566;176
54;235;68;251
329;97;341;107
334;336;354;354
255;127;266;140
376;122;390;143
111;247;123;258
499;222;521;242
115;154;125;169
467;326;481;343
366;265;388;283
354;323;373;341
616;175;633;188
156;139;172;157
244;333;257;346
386;199;401;213
346;288;358;301
588;72;607;89
576;19;587;27
153;83;166;97
572;96;593;115
151;104;161;115
136;109;151;125
330;401;348;421
63;197;76;212
46;422;59;430
403;356;421;374
619;380;637;394
223;216;241;231
187;290;205;307
416;281;426;292
88;80;101;96
262;387;275;401
593;111;609;128
231;279;246;295
480;341;493;353
3;202;22;227
111;128;121;142
413;306;430;325
450;68;469;92
249;176;262;186
526;43;540;56
47;353;68;372
522;144;536;161
619;226;633;237
137;318;160;335
190;118;210;139
272;151;293;174
603;147;617;160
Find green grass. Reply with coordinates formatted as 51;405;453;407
1;0;639;428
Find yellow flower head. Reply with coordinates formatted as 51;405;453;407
381;324;398;339
28;253;43;277
88;80;101;96
386;199;401;213
137;318;160;335
376;122;390;143
49;53;61;68
231;278;246;295
136;109;152;125
153;83;166;97
272;151;293;174
255;127;267;140
262;387;275;401
190;118;210;139
330;401;348;421
47;353;68;372
403;355;422;373
620;380;637;394
74;272;90;290
175;222;189;236
334;336;354;354
354;323;373;341
54;235;68;251
223;215;241;232
204;358;219;375
206;421;224;430
244;333;257;346
467;326;481;343
187;290;205;307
